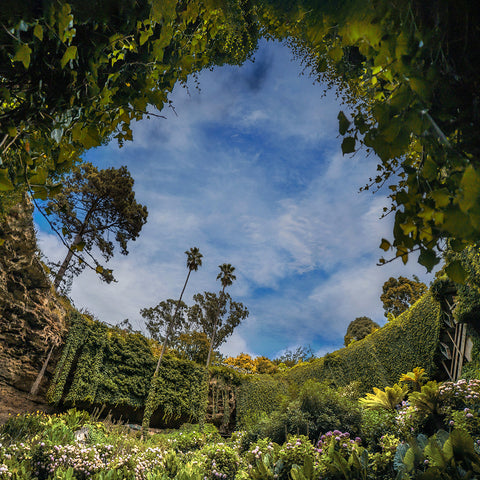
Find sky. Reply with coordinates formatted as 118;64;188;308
35;39;436;360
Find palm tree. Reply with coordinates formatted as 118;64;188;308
154;247;203;375
142;247;202;433
206;263;236;367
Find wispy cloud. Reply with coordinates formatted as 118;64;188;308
35;40;436;359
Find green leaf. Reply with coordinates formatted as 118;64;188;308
421;157;437;181
459;165;480;213
418;249;440;272
31;186;48;200
445;260;467;284
29;167;48;185
380;238;391;251
13;44;32;69
0;238;5;246
430;188;450;208
76;241;85;251
96;265;104;274
33;24;43;41
328;45;343;62
62;227;69;236
341;136;356;154
338;111;351;136
0;168;14;191
60;45;77;69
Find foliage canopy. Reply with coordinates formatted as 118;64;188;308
1;0;480;271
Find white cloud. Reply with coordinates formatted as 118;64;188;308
34;39;437;358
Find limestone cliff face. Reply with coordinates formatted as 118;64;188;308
0;196;67;399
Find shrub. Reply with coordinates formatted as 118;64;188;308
196;443;240;480
276;436;315;480
297;380;362;440
360;408;397;448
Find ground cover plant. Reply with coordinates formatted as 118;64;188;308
2;371;480;479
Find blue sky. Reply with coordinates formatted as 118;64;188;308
35;39;436;359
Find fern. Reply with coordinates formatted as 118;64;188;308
359;384;407;410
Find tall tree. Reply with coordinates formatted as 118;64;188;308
152;247;203;375
189;291;249;366
140;299;189;346
209;264;235;367
45;163;148;291
142;247;202;433
344;316;380;346
380;276;427;318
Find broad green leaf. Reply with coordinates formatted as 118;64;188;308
421;157;437;181
60;45;77;68
443;208;474;237
430;188;450;208
29;167;48;185
380;238;391;251
0;168;14;191
445;260;467;284
150;0;177;23
96;265;104;274
31;186;48;200
13;44;32;69
33;24;43;41
0;238;5;246
409;77;431;102
341;136;355;154
76;241;85;251
400;221;417;236
459;165;480;213
418;249;439;272
337;111;350;136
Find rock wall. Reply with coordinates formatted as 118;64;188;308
0;196;67;405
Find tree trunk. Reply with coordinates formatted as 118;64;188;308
53;233;83;290
206;288;225;368
143;268;192;435
30;344;54;396
154;268;191;376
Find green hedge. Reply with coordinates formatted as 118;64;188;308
285;293;442;392
48;312;207;422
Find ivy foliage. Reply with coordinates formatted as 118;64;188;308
284;294;442;394
1;0;480;271
48;311;208;423
258;0;480;270
0;0;258;204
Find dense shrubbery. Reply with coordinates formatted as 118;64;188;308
2;373;480;479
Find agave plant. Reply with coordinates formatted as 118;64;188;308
359;384;408;410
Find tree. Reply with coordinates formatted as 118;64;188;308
140;299;189;346
207;263;236;367
0;0;257;212
45;163;147;291
380;276;427;318
2;0;480;274
142;247;202;432
344;317;380;346
175;331;211;364
189;291;249;366
273;346;315;367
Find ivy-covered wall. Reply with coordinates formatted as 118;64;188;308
50;293;443;429
48;312;208;427
235;293;442;426
286;293;442;391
